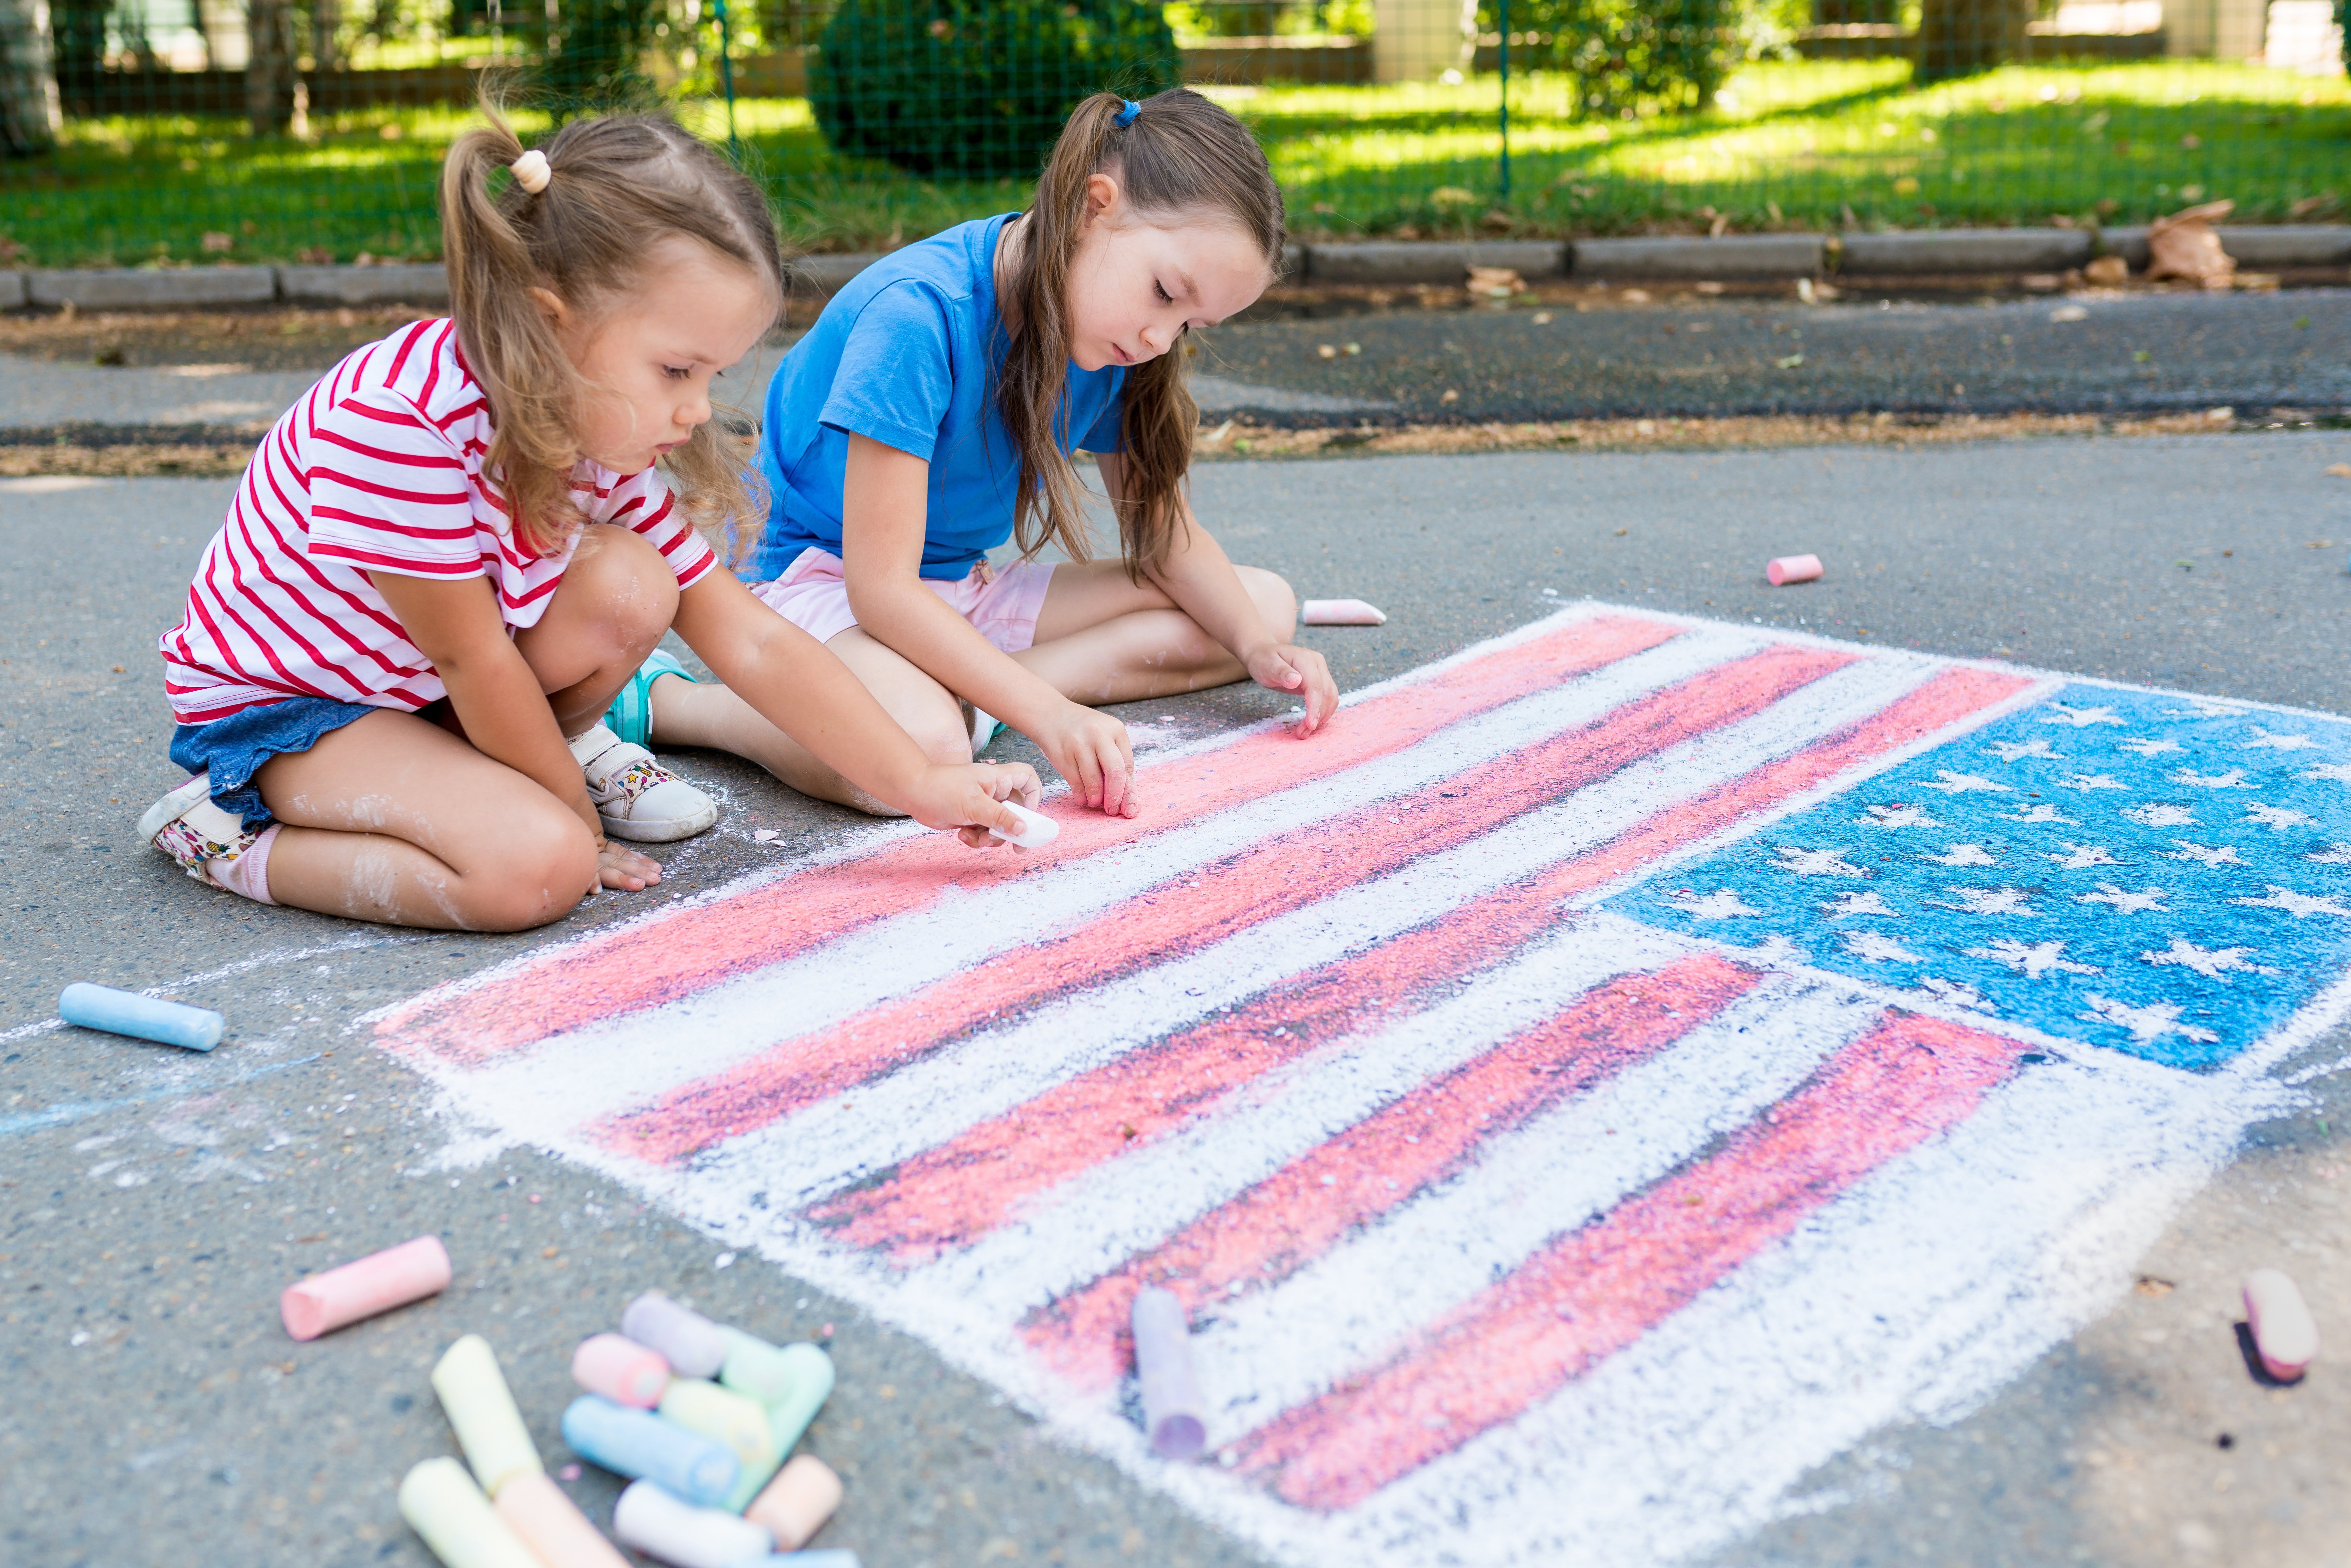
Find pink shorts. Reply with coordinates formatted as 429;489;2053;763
748;547;1056;654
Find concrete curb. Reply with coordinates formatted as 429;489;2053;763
1573;234;1824;280
7;226;2347;311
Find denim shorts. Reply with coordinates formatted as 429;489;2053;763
168;696;387;831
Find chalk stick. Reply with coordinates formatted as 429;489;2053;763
1766;554;1823;586
398;1457;544;1568
573;1332;670;1408
2243;1267;2320;1382
987;800;1059;850
662;1377;784;1511
58;982;222;1052
623;1291;729;1379
280;1233;451;1341
744;1455;843;1553
1301;597;1387;626
1132;1287;1206;1461
561;1395;740;1508
756;1342;836;1459
722;1554;861;1568
491;1471;632;1568
433;1334;545;1497
612;1478;772;1568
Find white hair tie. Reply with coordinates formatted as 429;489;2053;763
510;149;551;194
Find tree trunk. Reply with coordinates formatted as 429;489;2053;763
309;0;337;70
245;0;294;134
0;0;60;155
1913;0;2034;80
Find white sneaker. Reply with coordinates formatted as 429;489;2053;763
569;724;718;842
970;706;1003;757
139;774;263;885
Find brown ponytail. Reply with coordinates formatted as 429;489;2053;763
439;97;786;557
996;88;1284;579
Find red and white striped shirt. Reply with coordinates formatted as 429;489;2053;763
161;318;718;725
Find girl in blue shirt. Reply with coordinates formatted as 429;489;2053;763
634;88;1337;820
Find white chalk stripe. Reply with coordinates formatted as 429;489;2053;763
1293;1049;2282;1568
912;919;1687;1321
1185;976;1888;1438
436;628;1768;1141
675;656;1942;1214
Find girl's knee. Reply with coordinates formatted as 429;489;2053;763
1237;565;1298;637
566;527;681;646
462;810;597;929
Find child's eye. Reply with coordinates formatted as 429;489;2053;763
1153;281;1172;304
664;365;693;379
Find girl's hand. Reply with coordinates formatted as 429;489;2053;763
1247;644;1340;737
1035;701;1140;818
902;759;1047;847
597;837;663;892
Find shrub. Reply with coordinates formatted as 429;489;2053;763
1479;0;1804;116
810;0;1180;180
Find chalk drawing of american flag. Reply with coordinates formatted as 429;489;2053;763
370;605;2351;1567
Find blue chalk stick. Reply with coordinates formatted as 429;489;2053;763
722;1554;861;1568
561;1394;740;1507
59;983;222;1052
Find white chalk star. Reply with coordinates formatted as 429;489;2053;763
2046;841;2120;869
2244;804;2318;831
2079;994;2220;1046
2166;840;2247;867
2122;803;2198;828
2118;738;2185;757
2140;937;2280;980
2231;886;2351;919
1967;938;2103;978
2309;844;2351;866
1987;738;2063;761
1919;977;1998;1013
1923;770;2013;794
1822;890;1896;918
2041;702;2127;728
1750;934;1809;966
1667;889;1764;919
2000;804;2078;825
1774;846;1869;878
2242;727;2317;751
2061;773;2129;792
1937;886;2040;916
1924;843;1998;867
1858;803;1937;829
2166;698;2246;719
2078;883;2169;914
1843;930;1924;964
2173;767;2252;789
2302;763;2351;785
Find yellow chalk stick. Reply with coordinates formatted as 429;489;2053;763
492;1470;632;1568
432;1334;545;1497
398;1457;543;1568
661;1376;782;1511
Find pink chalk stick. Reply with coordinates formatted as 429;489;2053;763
280;1234;451;1341
493;1471;632;1568
2243;1268;2319;1382
1766;554;1823;586
1301;598;1387;626
572;1333;671;1408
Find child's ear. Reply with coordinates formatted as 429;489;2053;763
527;286;571;328
1081;171;1122;229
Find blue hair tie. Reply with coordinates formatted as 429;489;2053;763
1113;99;1141;128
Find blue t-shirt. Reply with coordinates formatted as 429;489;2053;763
748;214;1128;582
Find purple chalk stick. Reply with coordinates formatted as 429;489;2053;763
1131;1288;1206;1461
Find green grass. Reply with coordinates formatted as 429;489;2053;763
3;58;2345;267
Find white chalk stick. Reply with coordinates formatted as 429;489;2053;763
399;1457;544;1568
1131;1288;1207;1461
622;1291;729;1380
987;800;1059;850
1301;598;1387;626
492;1470;632;1568
432;1334;545;1497
613;1478;773;1568
1766;554;1823;586
2243;1267;2319;1381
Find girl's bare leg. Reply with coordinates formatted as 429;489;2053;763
255;526;684;929
1015;560;1298;704
649;627;970;815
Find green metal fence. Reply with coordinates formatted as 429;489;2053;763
0;0;2345;268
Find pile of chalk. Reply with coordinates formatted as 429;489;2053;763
400;1292;849;1568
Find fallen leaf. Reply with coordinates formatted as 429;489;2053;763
2084;255;2129;286
1777;353;1805;369
2049;305;2088;322
2325;463;2351;478
2146;198;2236;288
1466;264;1523;299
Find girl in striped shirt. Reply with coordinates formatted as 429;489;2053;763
143;107;1040;930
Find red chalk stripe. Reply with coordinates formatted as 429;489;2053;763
376;614;1687;1065
1018;955;1764;1389
1226;1010;2027;1511
604;644;1853;1169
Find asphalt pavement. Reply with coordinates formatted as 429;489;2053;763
4;359;2351;1566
